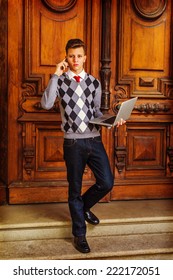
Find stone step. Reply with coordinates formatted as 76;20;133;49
1;233;173;260
0;200;173;242
1;216;173;242
0;200;173;259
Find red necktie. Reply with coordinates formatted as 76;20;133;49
74;76;80;82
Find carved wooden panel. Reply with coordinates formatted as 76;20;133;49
111;122;173;200
23;0;87;97
114;0;173;98
35;125;66;180
126;124;166;173
34;124;93;180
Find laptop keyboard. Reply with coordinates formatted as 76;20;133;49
102;116;116;124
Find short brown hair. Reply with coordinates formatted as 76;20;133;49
65;39;86;53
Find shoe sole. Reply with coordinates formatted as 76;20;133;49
74;245;90;253
85;218;100;225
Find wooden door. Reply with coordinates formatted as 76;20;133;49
5;0;102;204
110;0;173;199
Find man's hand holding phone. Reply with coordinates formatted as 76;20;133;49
54;58;69;76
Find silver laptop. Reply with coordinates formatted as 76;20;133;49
90;97;138;127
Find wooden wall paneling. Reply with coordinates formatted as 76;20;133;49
5;0;173;203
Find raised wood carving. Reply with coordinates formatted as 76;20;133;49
19;83;37;114
135;103;170;113
132;0;167;19
112;100;170;115
23;147;35;175
41;0;77;13
139;77;154;87
115;146;127;173
167;147;173;172
33;101;60;112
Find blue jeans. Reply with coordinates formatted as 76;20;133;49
63;136;114;237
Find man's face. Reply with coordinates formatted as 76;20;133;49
66;47;86;74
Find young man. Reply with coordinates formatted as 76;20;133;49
41;39;124;254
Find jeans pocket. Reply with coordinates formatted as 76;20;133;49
93;136;102;143
63;138;76;147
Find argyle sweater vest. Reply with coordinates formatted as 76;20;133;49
57;73;101;136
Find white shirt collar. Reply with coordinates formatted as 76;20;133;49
66;69;85;80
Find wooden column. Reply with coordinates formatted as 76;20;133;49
100;0;112;112
0;0;8;204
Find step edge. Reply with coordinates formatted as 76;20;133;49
1;216;173;230
1;222;173;242
2;247;173;260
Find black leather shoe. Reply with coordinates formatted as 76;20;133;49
84;210;100;225
74;236;90;253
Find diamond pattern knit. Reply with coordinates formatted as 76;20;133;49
57;74;100;134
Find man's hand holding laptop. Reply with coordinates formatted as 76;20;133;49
107;118;126;129
116;118;126;128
